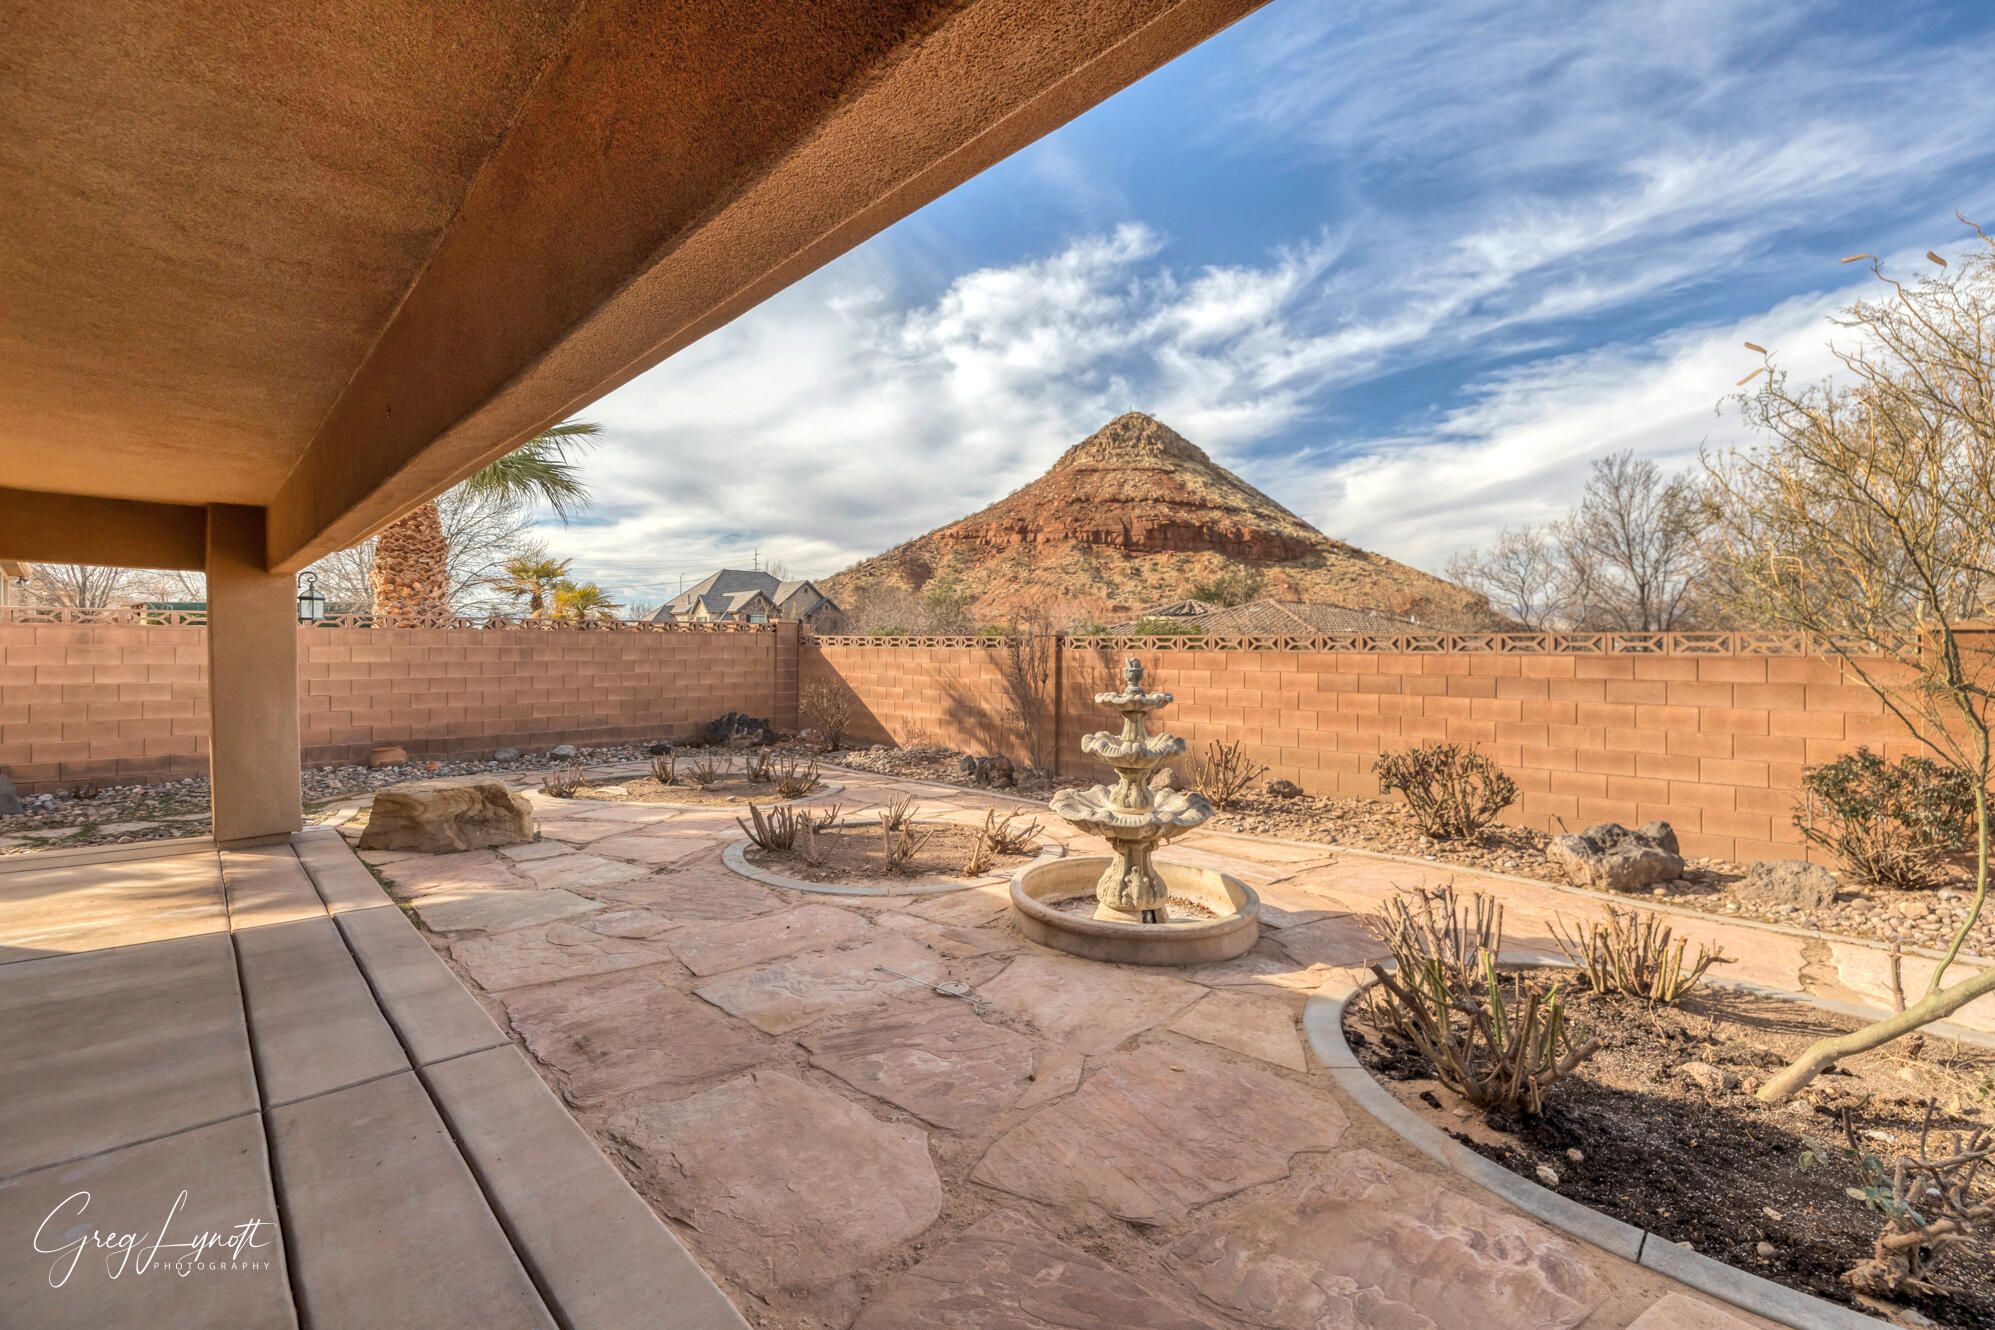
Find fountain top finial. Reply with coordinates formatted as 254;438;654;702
1123;656;1144;687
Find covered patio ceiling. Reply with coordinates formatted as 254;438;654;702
0;0;1265;572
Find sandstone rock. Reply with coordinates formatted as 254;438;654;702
358;778;536;853
971;1044;1346;1224
1015;1048;1085;1112
852;1210;1220;1330
975;953;1202;1053
801;1001;1038;1132
611;1070;941;1295
1546;822;1683;892
450;919;676;991
1167;990;1306;1070
503;966;770;1107
693;936;979;1034
1535;1164;1560;1187
413;886;600;936
1676;1061;1740;1093
1267;779;1303;799
508;851;647;892
1170;1147;1598;1330
1734;859;1839;910
667;904;871;976
549;744;578;759
368;744;408;768
593;867;782;921
492;747;522;762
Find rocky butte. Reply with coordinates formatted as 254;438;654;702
826;412;1492;626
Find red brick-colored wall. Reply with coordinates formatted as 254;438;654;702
804;641;1921;863
0;623;775;791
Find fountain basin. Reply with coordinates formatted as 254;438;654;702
1010;856;1260;966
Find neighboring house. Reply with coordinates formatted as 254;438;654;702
0;560;30;608
652;569;849;633
1108;598;1422;635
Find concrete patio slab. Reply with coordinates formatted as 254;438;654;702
336;903;509;1066
292;828;395;914
510;851;650;892
692;935;993;1035
269;1070;553;1329
426;1045;749;1330
667;903;872;976
974;952;1203;1053
800;1000;1039;1132
0;849;224;961
234;916;408;1105
450;917;677;991
412;885;600;935
219;845;324;931
0;1113;293;1329
0;933;257;1178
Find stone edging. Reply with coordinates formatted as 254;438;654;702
559;781;846;814
721;824;1064;897
1304;959;1910;1330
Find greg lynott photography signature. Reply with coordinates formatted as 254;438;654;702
34;1190;276;1288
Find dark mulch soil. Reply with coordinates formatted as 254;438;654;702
1347;971;1995;1328
744;822;1036;885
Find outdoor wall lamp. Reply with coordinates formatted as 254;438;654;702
296;571;326;623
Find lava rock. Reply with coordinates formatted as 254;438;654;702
1266;779;1304;799
647;742;671;757
1546;821;1684;892
492;747;523;762
357;778;537;853
706;712;774;746
1734;859;1839;910
968;755;1015;788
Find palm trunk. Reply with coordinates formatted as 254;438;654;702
369;500;452;624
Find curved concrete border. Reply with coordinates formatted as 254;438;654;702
556;781;844;814
722;822;1063;897
1305;960;1908;1330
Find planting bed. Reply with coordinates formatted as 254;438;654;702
1345;968;1995;1328
742;821;1037;886
562;774;831;809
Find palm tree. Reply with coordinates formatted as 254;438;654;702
369;422;600;622
552;579;622;621
489;553;573;618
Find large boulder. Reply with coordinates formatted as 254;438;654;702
358;779;536;853
1734;859;1839;910
1546;822;1683;892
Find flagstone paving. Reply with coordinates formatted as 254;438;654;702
345;767;1787;1329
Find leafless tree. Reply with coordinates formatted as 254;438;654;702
1445;527;1569;629
28;563;138;608
999;615;1059;769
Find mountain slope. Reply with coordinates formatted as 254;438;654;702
825;413;1493;628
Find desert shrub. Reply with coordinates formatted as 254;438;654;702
1549;905;1728;1005
794;822;827;867
539;764;584;798
772;755;819;799
683;754;727;789
809;802;843;831
1794;748;1976;891
742;749;773;784
1365;885;1599;1117
961;827;994;876
983;807;1041;855
878;792;917;832
1130;617;1194;636
737;802;801;851
1181;739;1269;809
1189;565;1265;607
1373;742;1518;840
1802;1106;1993;1298
799;681;855;749
649;750;677;785
881;822;935;874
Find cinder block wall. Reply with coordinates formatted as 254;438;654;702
804;641;1917;864
0;623;776;791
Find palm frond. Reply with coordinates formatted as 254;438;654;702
462;421;602;522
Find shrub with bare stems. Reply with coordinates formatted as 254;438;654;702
1803;1105;1993;1298
1549;905;1729;1006
772;755;818;799
540;764;585;798
738;802;802;852
809;802;843;831
982;807;1041;855
684;754;727;789
649;751;677;785
1364;884;1598;1117
1373;742;1518;840
794;822;828;867
742;749;774;784
882;822;935;874
961;828;995;877
799;680;855;750
878;792;917;832
1181;739;1268;809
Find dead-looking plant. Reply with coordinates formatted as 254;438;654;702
539;763;585;798
772;755;819;799
794;821;828;867
882;822;935;875
742;748;774;784
1182;739;1268;809
1373;742;1518;840
1549;905;1728;1005
878;792;917;832
809;802;843;831
983;807;1041;855
649;750;677;785
799;680;856;750
1802;1106;1992;1299
961;828;994;877
684;754;727;789
737;802;802;852
1365;885;1599;1117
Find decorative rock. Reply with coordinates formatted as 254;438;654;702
610;1070;942;1295
1676;1061;1740;1093
1170;1147;1598;1330
0;772;20;817
358;778;536;853
801;1002;1038;1132
1734;859;1839;910
705;712;773;746
646;742;670;756
491;747;522;762
1535;1164;1560;1187
368;744;408;768
548;744;579;759
1266;779;1304;799
503;967;769;1107
1756;1241;1776;1259
852;1210;1219;1330
971;1044;1346;1224
1545;822;1683;893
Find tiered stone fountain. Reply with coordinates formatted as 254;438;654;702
1009;658;1260;965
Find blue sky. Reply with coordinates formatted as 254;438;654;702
548;0;1995;609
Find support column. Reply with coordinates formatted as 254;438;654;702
205;505;301;846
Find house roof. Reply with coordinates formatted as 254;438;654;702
659;570;840;620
